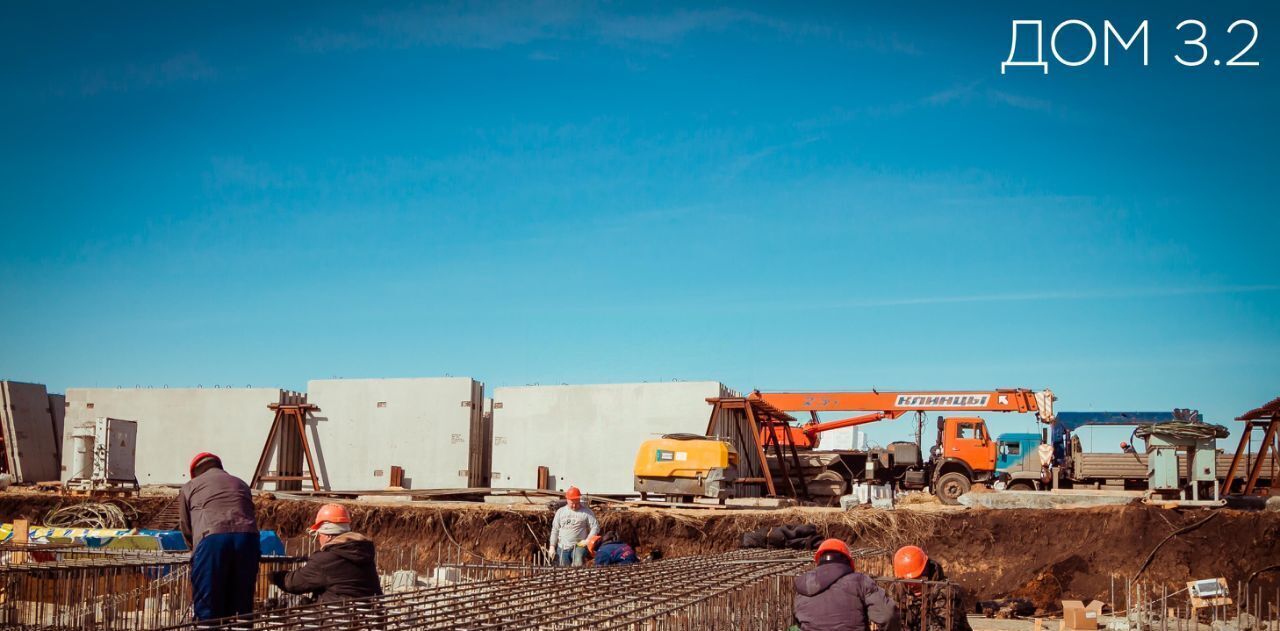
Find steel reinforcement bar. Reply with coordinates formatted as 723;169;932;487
165;548;902;631
0;552;304;631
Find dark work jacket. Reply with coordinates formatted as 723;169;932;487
594;541;638;566
281;533;383;604
794;562;900;631
179;467;257;550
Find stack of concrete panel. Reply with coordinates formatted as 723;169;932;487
61;388;301;485
490;381;731;495
1;381;62;482
307;378;485;491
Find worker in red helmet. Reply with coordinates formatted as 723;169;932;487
179;452;260;621
548;486;598;566
1120;441;1136;454
890;545;971;631
793;538;899;631
269;503;382;604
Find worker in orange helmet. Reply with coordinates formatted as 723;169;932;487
1120;441;1136;454
548;486;598;566
588;531;638;566
792;538;899;631
179;452;259;622
890;545;971;631
269;503;382;604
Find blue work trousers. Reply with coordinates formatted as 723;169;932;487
192;532;261;621
557;546;587;567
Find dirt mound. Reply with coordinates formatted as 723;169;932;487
252;499;1280;612
0;493;173;529
5;491;1277;613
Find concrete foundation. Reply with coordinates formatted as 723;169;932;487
61;388;301;485
307;378;485;491
490;381;731;495
1;381;62;482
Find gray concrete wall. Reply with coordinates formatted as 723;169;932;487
62;388;293;484
48;394;65;465
490;381;731;495
1;381;61;482
307;378;484;491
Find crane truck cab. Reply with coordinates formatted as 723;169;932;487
927;416;1000;504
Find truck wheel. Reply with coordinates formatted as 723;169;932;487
1008;481;1035;491
934;473;971;505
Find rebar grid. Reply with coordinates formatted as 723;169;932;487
0;552;305;630
165;549;861;631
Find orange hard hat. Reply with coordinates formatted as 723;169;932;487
814;538;855;569
1120;442;1129;448
309;503;351;532
189;452;221;477
894;545;929;579
586;535;602;554
565;486;582;500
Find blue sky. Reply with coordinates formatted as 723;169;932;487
2;2;1277;451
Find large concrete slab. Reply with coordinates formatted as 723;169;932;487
490;381;731;495
1;381;61;482
958;490;1139;510
62;388;298;485
307;378;484;491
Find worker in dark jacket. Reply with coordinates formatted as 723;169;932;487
794;538;899;631
889;545;971;631
179;452;261;622
587;532;638;566
270;504;382;604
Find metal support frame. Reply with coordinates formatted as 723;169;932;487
251;403;323;492
704;397;812;500
706;398;776;497
1223;396;1280;496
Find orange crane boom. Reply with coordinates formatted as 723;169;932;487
751;388;1055;447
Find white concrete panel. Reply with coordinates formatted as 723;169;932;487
307;378;483;491
815;427;859;451
1;381;61;482
490;381;730;495
61;388;290;484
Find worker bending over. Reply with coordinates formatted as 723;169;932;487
180;452;261;622
890;545;971;631
793;538;899;631
548;486;599;566
587;532;638;566
270;504;382;604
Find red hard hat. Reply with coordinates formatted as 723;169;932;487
586;535;602;554
565;486;582;500
814;538;855;570
189;452;221;477
894;545;929;579
309;503;351;532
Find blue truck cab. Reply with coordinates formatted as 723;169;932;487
995;432;1045;489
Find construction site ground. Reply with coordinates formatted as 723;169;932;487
3;487;1278;618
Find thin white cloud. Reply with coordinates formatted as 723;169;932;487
79;52;216;96
295;4;911;56
985;88;1054;113
821;285;1280;309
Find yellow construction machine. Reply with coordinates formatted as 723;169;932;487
633;433;737;501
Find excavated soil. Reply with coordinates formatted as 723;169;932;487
4;492;1278;612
